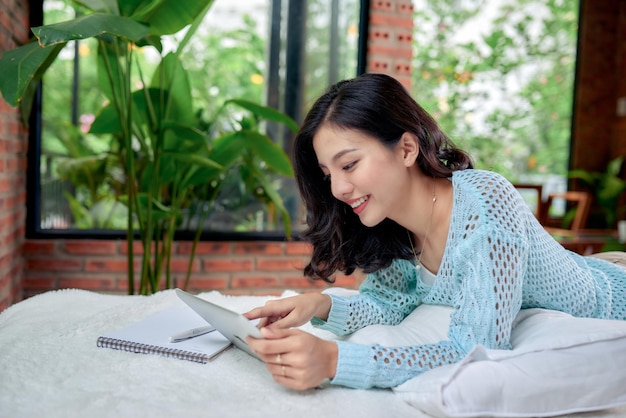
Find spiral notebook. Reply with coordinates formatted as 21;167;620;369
97;307;232;364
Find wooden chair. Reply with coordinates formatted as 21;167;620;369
540;191;592;231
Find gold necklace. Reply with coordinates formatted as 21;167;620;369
408;179;437;271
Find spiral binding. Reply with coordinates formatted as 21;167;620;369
97;337;210;364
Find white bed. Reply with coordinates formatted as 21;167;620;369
1;288;625;418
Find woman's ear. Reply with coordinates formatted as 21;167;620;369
399;132;419;167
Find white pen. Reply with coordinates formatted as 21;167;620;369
169;325;216;342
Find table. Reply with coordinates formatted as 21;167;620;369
545;227;623;255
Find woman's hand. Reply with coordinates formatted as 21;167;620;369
247;327;338;391
243;293;332;329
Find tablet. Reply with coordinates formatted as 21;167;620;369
175;289;263;360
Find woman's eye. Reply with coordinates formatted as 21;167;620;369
342;161;356;171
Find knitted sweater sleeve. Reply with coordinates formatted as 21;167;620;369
314;225;529;389
312;259;423;334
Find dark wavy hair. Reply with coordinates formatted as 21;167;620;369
293;73;473;282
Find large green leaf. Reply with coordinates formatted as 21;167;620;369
226;99;299;132
0;40;64;107
162;123;207;152
90;88;170;135
237;130;294;176
210;132;245;168
128;0;215;36
239;164;292;237
128;193;172;222
32;13;149;47
181;165;224;189
117;0;144;17
73;0;120;14
150;53;195;126
162;151;223;171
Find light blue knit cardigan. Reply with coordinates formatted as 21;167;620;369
313;169;626;389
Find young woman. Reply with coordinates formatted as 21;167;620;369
244;73;626;391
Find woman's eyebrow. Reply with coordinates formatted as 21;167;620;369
318;148;359;169
331;148;358;163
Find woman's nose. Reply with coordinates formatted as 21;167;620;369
330;175;352;199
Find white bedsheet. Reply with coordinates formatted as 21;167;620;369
0;289;421;418
1;288;625;418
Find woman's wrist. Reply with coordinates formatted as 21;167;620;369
314;293;332;321
325;340;338;380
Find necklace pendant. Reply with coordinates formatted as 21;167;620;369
415;263;422;271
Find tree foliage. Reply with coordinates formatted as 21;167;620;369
412;0;579;181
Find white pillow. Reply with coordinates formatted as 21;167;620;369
343;303;626;417
347;303;451;346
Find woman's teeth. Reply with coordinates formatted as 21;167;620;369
350;196;368;208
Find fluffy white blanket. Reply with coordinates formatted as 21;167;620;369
2;288;626;418
0;289;421;418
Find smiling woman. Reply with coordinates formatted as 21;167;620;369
242;72;626;392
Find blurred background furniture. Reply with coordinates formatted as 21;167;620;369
540;191;592;231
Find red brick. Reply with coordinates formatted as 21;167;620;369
22;276;57;290
202;259;253;272
371;0;392;11
369;12;413;29
177;241;230;255
0;272;9;290
394;61;412;75
370;29;391;42
23;240;57;255
85;259;128;272
233;242;283;255
368;59;390;72
285;241;312;255
397;2;414;13
257;257;304;271
231;276;279;288
64;241;118;255
396;31;413;44
167;257;199;273
26;258;82;271
58;276;116;290
181;275;229;291
367;44;412;60
281;276;327;289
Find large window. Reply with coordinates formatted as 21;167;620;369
411;0;579;207
30;0;365;238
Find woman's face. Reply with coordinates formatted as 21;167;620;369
313;125;412;227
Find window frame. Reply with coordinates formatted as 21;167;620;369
25;0;370;241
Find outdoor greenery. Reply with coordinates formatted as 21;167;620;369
0;0;298;294
569;157;626;228
411;0;578;184
0;0;591;292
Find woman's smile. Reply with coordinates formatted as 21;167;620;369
349;195;369;213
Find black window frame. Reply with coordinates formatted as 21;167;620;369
26;0;370;241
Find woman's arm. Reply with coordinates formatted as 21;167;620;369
314;258;425;336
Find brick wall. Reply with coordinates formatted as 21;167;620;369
0;0;407;308
21;239;362;298
366;0;414;88
0;0;29;311
2;0;626;310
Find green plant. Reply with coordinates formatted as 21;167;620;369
568;156;626;228
0;0;298;295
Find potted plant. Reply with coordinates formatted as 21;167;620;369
568;156;626;229
0;0;298;295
